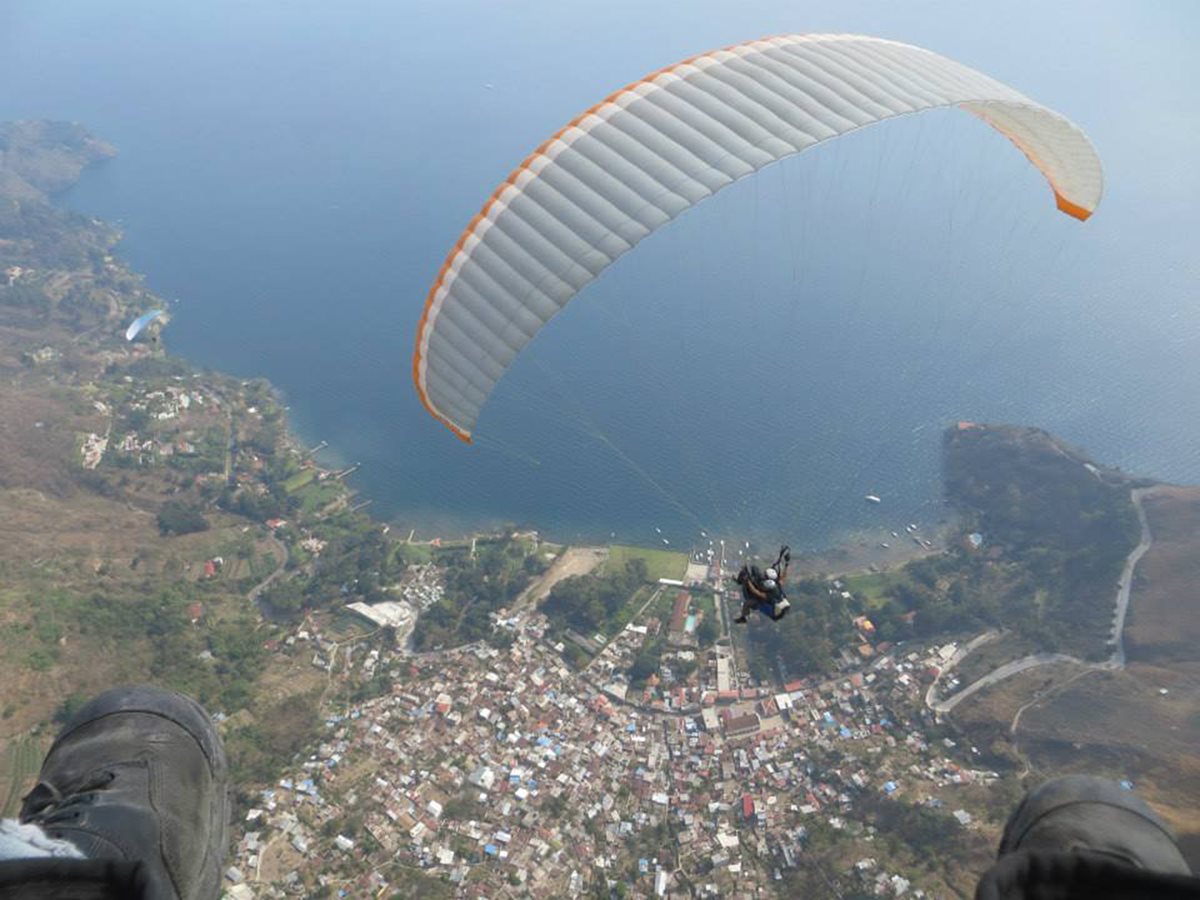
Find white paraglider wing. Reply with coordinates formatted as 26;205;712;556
125;309;166;341
414;33;1103;441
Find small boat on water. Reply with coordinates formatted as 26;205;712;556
880;542;890;549
865;495;882;504
891;531;899;538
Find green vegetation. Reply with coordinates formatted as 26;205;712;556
0;122;117;271
628;636;665;689
225;690;323;785
696;591;720;645
843;571;904;609
855;794;978;885
282;468;317;493
386;871;456;900
932;426;1138;657
846;427;1140;658
261;517;403;615
1;736;44;818
0;120;381;811
541;558;648;640
325;609;374;641
753;426;1145;675
15;586;268;714
606;544;686;582
742;577;857;682
738;425;1147;683
294;479;343;514
402;543;434;565
156;499;209;536
409;538;544;651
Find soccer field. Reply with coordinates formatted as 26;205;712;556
606;544;688;582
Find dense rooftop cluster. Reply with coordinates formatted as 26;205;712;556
227;594;1000;898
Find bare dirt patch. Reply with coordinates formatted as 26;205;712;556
0;384;101;497
950;663;1083;737
1124;486;1200;665
1016;666;1200;843
514;546;607;611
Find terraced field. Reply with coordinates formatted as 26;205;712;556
0;734;46;817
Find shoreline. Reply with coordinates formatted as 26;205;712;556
274;392;950;570
36;123;949;577
796;521;952;576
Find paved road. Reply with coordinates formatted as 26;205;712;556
923;630;1000;711
930;652;1080;714
248;535;289;603
1111;486;1154;668
927;486;1155;716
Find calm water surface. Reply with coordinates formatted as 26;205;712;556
2;1;1198;549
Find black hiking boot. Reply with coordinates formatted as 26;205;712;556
734;616;748;624
3;685;229;900
976;775;1199;899
997;775;1190;873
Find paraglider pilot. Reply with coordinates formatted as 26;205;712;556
735;545;791;623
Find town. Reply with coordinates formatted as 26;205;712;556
1;123;1166;900
223;552;1006;899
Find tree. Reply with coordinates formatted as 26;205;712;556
628;642;662;686
156;500;209;536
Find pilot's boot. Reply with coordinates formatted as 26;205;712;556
977;775;1197;899
0;685;228;899
998;775;1189;872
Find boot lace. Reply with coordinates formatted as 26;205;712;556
22;769;117;826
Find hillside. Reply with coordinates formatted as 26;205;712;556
0;123;452;814
739;423;1146;683
950;484;1200;866
0;122;562;832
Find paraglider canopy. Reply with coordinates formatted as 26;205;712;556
125;309;166;342
414;33;1104;442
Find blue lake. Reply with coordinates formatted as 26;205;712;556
3;0;1198;550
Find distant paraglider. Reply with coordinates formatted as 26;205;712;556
125;309;166;342
413;33;1104;442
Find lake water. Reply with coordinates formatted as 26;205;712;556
3;1;1198;551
